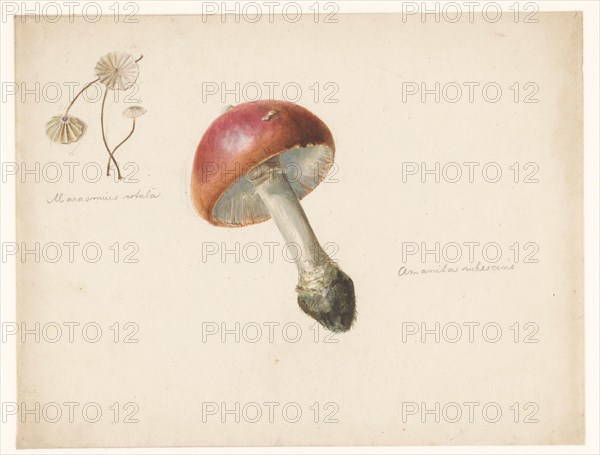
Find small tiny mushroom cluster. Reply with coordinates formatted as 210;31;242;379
192;100;357;332
45;52;147;180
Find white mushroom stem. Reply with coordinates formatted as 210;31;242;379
249;155;356;333
250;156;332;278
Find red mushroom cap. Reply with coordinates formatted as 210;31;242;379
191;100;335;227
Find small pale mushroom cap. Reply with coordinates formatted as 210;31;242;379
122;105;147;119
95;52;140;90
45;115;85;144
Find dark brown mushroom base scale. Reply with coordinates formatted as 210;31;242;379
297;266;356;332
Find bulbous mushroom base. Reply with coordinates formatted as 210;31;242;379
296;265;356;333
251;156;356;332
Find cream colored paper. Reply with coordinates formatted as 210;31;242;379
15;12;583;447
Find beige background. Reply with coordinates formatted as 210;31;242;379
16;13;583;447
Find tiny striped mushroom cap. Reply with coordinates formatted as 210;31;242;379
122;105;147;119
95;52;140;91
45;115;85;144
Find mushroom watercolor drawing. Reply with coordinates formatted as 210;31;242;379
45;51;146;180
191;100;356;332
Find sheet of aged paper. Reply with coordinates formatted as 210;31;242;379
13;10;583;448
